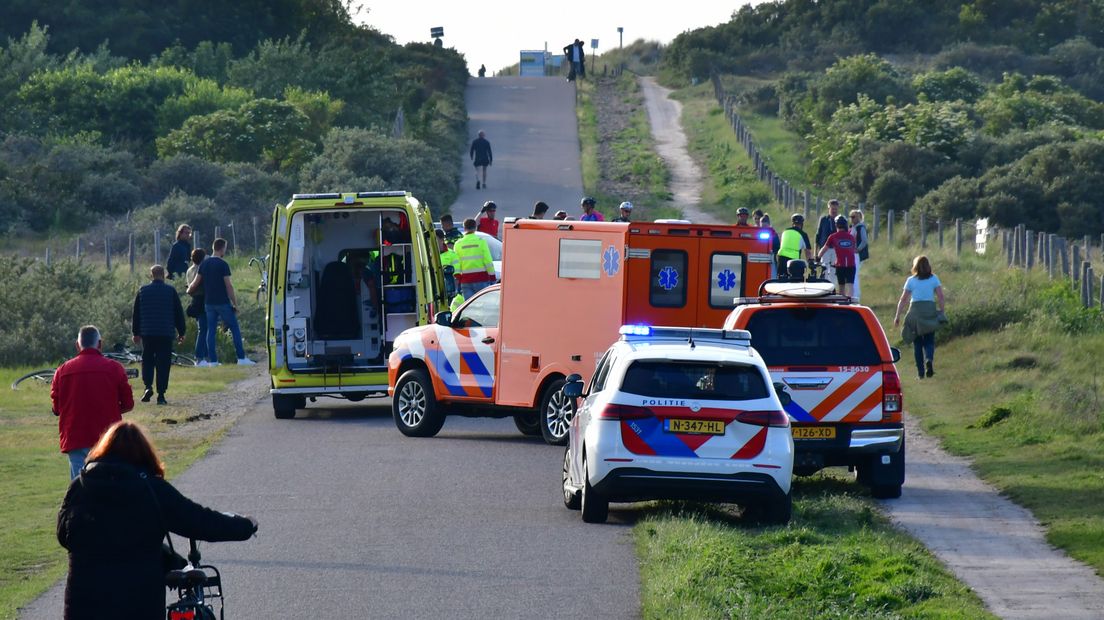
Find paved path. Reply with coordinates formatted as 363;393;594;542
883;413;1104;619
638;76;717;224
452;76;583;221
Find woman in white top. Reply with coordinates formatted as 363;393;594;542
893;255;945;379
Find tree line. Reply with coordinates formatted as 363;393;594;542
662;0;1104;237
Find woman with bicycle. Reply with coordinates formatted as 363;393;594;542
57;421;257;619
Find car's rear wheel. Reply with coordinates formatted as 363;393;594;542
747;493;792;525
580;456;608;523
858;437;905;500
393;369;445;437
513;413;541;436
539;378;574;446
562;448;581;510
273;394;298;419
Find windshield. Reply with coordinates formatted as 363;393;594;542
745;307;881;366
620;361;769;400
475;232;503;261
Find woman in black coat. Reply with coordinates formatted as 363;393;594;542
57;421;256;620
166;224;193;279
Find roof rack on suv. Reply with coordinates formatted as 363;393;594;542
734;279;856;307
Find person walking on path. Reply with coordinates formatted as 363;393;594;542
454;218;496;299
57;420;257;620
187;238;256;367
165;224;192;280
777;213;812;277
818;216;857;298
185;249;209;365
580;196;604;221
611;201;633;222
531;201;549;219
894;255;946;380
816;199;841;252
51;325;134;479
476;201;500;239
470;130;493;190
576;39;586;79
132;265;186;405
849;209;869;301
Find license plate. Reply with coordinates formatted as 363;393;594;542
792;426;836;439
665;418;725;435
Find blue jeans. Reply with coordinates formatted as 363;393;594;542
913;333;935;374
68;447;90;480
194;311;209;361
205;303;245;363
460;280;492;300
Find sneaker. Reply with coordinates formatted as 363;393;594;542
475;180;480;189
156;395;167;405
237;358;257;366
141;387;154;403
926;361;934;378
196;360;210;368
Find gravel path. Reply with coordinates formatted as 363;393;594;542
640;76;1104;619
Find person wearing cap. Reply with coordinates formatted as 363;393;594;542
819;215;857;297
735;207;751;226
476;201;499;239
579;197;604;221
816;199;841;252
454;218;496;299
553;210;568;221
436;229;459;299
531;201;549;219
777;213;812;278
612;201;633;222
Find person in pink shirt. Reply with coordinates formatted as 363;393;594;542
476;201;499;239
579;196;604;221
818;216;856;297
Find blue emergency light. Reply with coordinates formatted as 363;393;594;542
757;231;771;240
619;325;652;336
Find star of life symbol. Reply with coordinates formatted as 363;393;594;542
717;269;737;291
603;246;620;276
658;266;679;291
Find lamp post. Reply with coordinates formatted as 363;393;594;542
617;27;623;50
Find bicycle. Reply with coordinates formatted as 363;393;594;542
248;255;269;304
166;538;225;620
11;366;140;390
105;346;197;368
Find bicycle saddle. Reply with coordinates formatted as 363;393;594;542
165;568;208;588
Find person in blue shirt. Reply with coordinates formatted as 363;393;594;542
893;255;946;380
186;238;255;367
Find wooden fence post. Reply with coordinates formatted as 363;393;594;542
45;246;51;266
1073;244;1081;284
920;212;927;248
214;226;221;243
1060;238;1070;277
105;238;112;270
903;210;910;242
1087;266;1096;308
1048;234;1056;279
252;216;259;254
1099;273;1104;310
1005;230;1013;266
871;204;879;241
153;230;160;267
887;210;895;243
955;219;962;256
937;219;944;248
128;234;135;274
76;237;82;260
230;220;238;255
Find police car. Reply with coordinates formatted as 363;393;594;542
560;326;794;524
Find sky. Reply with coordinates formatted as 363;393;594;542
358;1;753;76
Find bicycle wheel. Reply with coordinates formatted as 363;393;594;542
255;285;265;304
11;369;56;389
172;353;197;367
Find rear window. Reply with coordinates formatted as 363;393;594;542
745;307;881;366
620;361;769;401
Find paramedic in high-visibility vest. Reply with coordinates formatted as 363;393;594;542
777;213;813;277
454;218;496;299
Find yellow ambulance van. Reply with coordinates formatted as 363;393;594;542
265;191;448;418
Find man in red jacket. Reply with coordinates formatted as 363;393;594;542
51;325;134;479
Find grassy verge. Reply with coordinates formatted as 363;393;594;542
0;364;253;618
637;476;993;619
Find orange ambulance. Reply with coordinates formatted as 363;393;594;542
387;219;775;445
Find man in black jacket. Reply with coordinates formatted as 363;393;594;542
469;130;493;189
816;199;841;252
132;265;185;405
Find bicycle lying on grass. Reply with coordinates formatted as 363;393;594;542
10;345;193;390
166;539;226;620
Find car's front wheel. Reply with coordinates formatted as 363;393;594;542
539;378;575;446
580;455;608;523
393;369;445;437
513;413;541;436
562;448;581;510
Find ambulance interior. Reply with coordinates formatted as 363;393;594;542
283;209;417;371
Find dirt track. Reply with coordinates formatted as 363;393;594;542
639;75;1104;619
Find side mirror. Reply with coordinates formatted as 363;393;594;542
434;311;452;327
773;382;792;407
562;375;584;398
890;347;901;364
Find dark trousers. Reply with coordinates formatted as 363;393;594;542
913;333;935;373
141;335;173;395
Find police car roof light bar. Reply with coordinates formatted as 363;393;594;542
619;325;751;345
